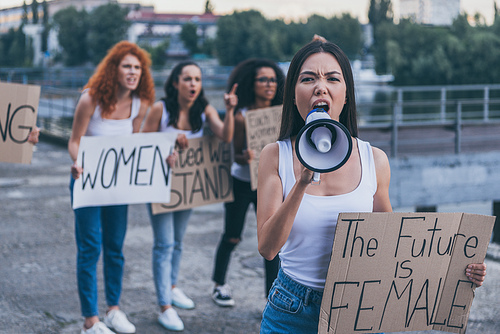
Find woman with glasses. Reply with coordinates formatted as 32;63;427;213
211;58;285;307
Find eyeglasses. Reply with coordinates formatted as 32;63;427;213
255;77;277;85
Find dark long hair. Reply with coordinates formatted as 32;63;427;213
278;40;358;140
162;61;209;132
227;58;285;110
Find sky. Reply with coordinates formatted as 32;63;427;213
1;0;496;24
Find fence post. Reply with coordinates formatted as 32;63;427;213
484;86;490;122
440;87;446;122
493;201;500;244
455;102;462;154
392;102;399;157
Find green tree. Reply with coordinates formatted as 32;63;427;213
53;6;89;66
141;40;169;69
31;0;39;24
87;3;130;64
204;0;214;14
180;22;199;54
215;10;282;65
379;14;500;85
368;0;393;28
1;27;31;67
41;0;49;53
199;37;214;57
22;1;28;24
368;0;394;73
326;14;363;59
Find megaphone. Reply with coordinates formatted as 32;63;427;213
295;108;352;184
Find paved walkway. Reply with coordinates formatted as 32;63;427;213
1;139;499;333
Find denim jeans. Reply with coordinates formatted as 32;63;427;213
213;177;279;295
260;268;323;334
70;177;128;317
147;204;192;306
261;269;385;334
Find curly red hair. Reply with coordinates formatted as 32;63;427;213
84;41;156;116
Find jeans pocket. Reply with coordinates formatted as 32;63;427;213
268;284;302;314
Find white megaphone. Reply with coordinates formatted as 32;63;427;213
295;108;352;184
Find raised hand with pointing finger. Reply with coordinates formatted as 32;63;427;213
224;83;238;114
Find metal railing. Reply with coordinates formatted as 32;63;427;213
358;97;500;157
29;83;500;155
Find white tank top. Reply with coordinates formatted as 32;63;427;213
230;108;251;182
85;93;141;137
159;100;204;138
278;138;377;290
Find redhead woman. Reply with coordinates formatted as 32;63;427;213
68;41;155;334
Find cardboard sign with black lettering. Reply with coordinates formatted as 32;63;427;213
72;132;177;209
244;105;282;190
151;135;233;214
319;212;495;334
0;82;40;164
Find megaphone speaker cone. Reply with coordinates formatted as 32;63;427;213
295;118;352;173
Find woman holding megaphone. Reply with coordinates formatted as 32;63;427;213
256;38;487;333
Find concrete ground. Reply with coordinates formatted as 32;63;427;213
1;139;499;334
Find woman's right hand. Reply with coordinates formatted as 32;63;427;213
298;165;314;185
71;162;83;180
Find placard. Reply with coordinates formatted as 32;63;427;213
152;135;233;214
0;82;40;164
72;132;177;209
245;105;282;190
319;212;495;334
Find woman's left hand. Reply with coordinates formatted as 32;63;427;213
243;149;255;164
166;150;179;168
466;263;487;287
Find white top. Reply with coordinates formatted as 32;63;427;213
159;100;204;138
85;93;141;137
230;108;251;182
278;138;377;290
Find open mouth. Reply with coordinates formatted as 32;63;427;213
313;102;329;112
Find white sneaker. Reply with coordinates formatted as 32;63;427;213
212;284;235;307
158;307;184;331
103;309;136;334
81;321;115;334
172;287;195;309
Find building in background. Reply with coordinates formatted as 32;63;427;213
399;0;461;26
126;8;218;58
0;0;217;66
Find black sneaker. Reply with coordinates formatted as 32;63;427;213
212;284;235;307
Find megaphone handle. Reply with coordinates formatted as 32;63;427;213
312;172;321;185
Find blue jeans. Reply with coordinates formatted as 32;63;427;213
261;268;323;333
70;177;128;317
261;269;385;334
147;204;192;306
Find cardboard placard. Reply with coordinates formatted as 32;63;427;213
0;82;41;164
72;132;177;209
244;105;282;190
319;212;495;334
151;135;233;214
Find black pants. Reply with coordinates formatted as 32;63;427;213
212;178;279;296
